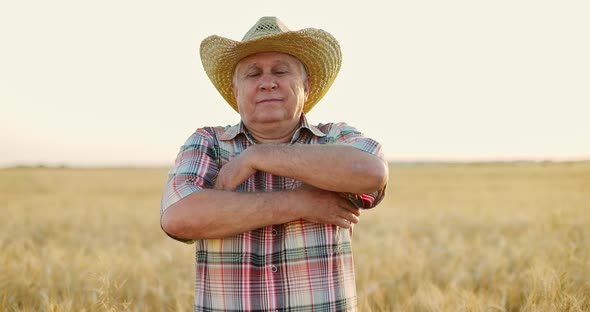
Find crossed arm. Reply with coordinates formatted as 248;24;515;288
160;144;388;240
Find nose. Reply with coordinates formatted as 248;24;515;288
259;74;277;91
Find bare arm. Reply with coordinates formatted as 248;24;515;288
215;144;389;193
161;132;387;241
161;185;360;240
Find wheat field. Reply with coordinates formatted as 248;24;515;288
1;162;589;311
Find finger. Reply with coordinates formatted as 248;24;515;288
216;179;235;191
341;211;359;224
339;201;361;216
332;211;358;228
350;213;360;224
213;180;222;190
336;218;352;229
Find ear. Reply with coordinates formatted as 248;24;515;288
232;82;238;100
303;76;311;100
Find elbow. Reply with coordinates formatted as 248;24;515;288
362;159;389;193
160;208;183;239
161;209;178;237
376;160;389;189
161;203;198;240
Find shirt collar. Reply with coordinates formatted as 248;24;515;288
219;121;248;141
219;114;326;142
291;115;326;142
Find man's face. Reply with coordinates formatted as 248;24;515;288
233;52;310;128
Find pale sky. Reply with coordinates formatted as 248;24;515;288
1;0;589;167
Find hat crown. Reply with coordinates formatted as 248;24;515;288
241;16;291;41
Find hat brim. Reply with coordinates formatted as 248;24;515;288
200;28;342;114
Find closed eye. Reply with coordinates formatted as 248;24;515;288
273;65;289;75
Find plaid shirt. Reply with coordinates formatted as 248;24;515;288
161;115;386;312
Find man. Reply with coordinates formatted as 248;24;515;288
160;16;388;311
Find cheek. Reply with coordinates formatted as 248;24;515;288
235;86;250;104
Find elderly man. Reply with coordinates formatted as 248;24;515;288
160;16;388;311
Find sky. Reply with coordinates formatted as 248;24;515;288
1;0;589;167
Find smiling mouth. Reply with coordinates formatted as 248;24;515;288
257;98;283;104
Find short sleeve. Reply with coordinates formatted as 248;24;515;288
160;127;220;219
324;122;387;209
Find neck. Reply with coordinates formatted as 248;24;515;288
245;119;301;144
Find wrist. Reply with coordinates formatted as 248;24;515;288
243;145;261;172
248;144;273;171
284;187;307;220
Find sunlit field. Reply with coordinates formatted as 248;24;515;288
1;162;589;311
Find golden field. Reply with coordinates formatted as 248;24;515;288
1;162;589;311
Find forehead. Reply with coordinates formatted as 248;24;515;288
235;52;304;71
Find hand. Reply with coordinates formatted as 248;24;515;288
294;184;361;229
214;149;256;191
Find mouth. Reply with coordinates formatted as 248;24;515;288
256;98;283;104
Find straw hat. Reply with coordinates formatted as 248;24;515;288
200;16;342;114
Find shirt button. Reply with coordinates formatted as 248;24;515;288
271;229;278;236
271;265;278;273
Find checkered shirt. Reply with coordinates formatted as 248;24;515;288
161;116;386;311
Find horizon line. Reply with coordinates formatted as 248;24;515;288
2;155;589;169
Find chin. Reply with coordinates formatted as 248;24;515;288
254;111;289;123
256;117;287;124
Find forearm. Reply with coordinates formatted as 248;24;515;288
161;184;361;240
161;189;298;240
249;144;388;193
